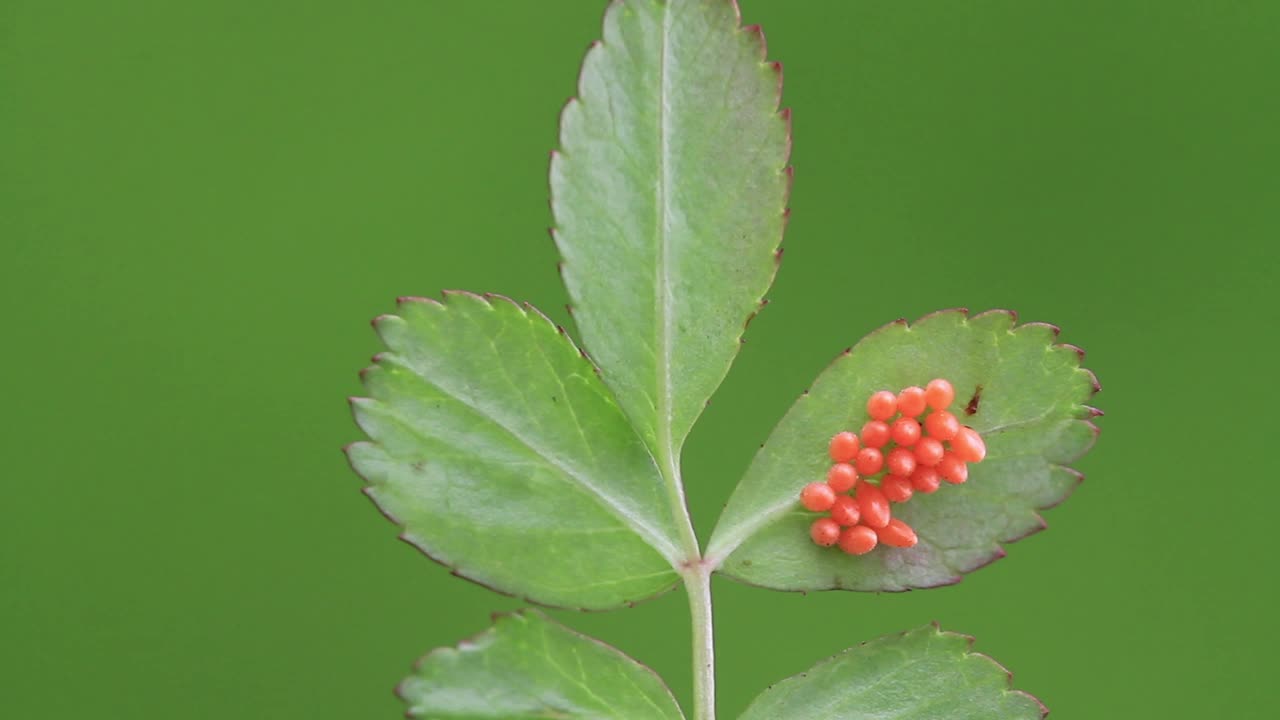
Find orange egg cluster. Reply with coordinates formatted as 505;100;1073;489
798;378;988;555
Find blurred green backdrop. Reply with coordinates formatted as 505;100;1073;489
4;0;1278;717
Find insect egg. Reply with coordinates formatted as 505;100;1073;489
800;482;837;511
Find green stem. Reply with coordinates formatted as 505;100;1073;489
654;444;714;720
683;565;715;720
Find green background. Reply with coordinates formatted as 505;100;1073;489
4;0;1277;717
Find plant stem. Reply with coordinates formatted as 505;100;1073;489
655;434;712;718
684;565;715;720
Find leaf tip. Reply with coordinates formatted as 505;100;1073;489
914;307;969;327
340;440;373;469
395;295;437;307
933;545;1008;581
909;573;964;591
1058;342;1086;361
732;0;771;55
1011;516;1050;543
973;307;1019;325
438;289;490;308
1019;320;1061;338
1084;418;1102;442
742;297;771;337
965;647;1051;718
480;291;508;306
1083;367;1102;395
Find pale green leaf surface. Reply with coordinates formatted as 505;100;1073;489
551;0;790;461
400;610;684;720
708;309;1100;591
738;624;1046;720
347;292;684;609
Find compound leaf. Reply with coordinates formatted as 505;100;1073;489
400;609;684;720
551;0;791;464
347;292;685;610
739;624;1046;720
708;309;1100;591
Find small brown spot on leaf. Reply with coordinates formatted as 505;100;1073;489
965;384;984;416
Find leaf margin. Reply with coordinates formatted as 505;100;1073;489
396;607;686;720
706;307;1102;590
548;0;795;461
739;622;1049;719
344;289;683;612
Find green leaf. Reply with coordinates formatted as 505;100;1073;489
346;292;686;610
551;0;791;463
707;309;1101;591
738;624;1047;719
399;609;685;720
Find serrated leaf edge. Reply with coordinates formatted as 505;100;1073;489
742;623;1049;719
706;308;1101;579
345;290;682;611
548;0;793;455
397;608;686;719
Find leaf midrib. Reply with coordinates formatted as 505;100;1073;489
653;0;675;460
383;352;682;564
706;410;1077;565
648;2;701;563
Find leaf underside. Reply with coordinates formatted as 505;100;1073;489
738;624;1047;719
708;309;1101;592
551;0;791;461
347;292;685;610
399;609;685;720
